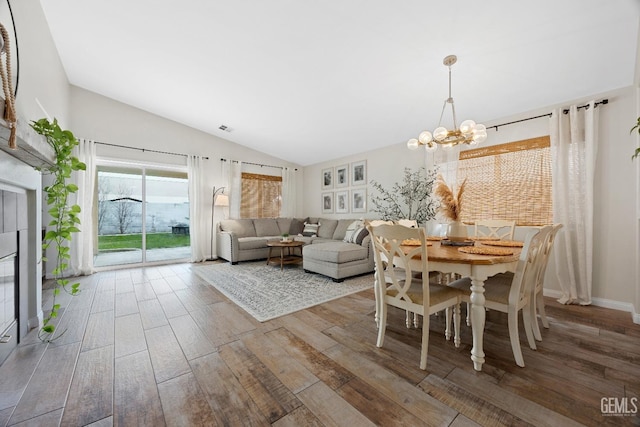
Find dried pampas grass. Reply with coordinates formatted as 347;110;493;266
435;174;466;221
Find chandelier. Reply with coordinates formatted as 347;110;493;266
407;55;487;152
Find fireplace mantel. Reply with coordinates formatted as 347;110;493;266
0;118;55;168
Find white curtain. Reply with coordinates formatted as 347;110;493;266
227;160;242;219
550;101;599;305
69;139;96;276
187;155;207;262
280;167;296;217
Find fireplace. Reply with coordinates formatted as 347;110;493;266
0;240;17;365
0;119;49;365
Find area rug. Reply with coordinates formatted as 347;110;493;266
193;262;373;322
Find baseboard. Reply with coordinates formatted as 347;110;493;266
543;289;640;324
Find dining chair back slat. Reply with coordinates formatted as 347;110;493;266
474;219;516;240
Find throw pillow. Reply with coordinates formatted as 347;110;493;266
289;218;305;235
302;222;319;237
343;220;368;244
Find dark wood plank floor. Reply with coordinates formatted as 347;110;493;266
1;261;639;426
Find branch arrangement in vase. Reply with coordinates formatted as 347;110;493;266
369;167;438;224
434;174;466;222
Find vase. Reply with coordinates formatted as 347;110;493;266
446;221;468;242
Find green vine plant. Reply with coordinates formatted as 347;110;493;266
631;117;640;160
31;118;86;342
369;167;439;224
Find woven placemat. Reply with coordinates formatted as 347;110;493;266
427;236;443;241
470;236;500;241
458;246;514;256
481;240;524;248
401;239;432;246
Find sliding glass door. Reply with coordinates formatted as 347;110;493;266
95;163;190;268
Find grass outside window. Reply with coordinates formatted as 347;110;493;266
99;233;190;251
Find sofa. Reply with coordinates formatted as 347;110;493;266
216;217;374;281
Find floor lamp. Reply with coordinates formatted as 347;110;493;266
210;187;229;260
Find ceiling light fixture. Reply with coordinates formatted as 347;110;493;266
407;55;487;152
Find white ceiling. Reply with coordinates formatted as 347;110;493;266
40;0;640;166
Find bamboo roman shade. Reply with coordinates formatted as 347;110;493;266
457;136;552;226
240;173;282;218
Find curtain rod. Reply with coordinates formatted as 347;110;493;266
94;141;209;159
220;158;298;171
490;99;608;131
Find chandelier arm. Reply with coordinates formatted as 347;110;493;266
448;65;452;99
437;100;448;127
451;98;458;130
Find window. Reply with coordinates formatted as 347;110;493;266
455;136;552;226
240;173;282;218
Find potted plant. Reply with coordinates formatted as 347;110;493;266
31;118;86;342
281;233;291;242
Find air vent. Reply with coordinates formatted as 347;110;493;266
218;125;232;132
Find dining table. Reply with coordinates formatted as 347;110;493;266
400;239;522;371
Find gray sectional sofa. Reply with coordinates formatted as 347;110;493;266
216;217;374;281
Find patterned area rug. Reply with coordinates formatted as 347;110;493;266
193;262;373;322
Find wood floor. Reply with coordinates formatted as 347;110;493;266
1;261;639;426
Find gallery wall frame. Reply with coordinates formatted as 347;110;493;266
335;190;348;213
321;192;334;214
351;188;367;213
335;164;348;188
321;167;333;190
351;160;366;186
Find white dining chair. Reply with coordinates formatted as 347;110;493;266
396;219;418;228
474;219;516;240
462;219;517;325
448;226;552;367
530;223;563;341
368;223;465;370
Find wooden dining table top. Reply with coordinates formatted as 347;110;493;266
400;240;522;265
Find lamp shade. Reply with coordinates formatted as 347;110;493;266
215;193;230;207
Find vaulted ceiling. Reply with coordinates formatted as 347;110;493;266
40;1;640;165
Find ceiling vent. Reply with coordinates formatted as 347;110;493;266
218;125;232;132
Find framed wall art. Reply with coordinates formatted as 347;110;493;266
335;164;348;188
351;188;367;213
351;160;366;186
321;192;334;214
321;167;333;190
335;190;348;214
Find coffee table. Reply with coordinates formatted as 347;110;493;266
266;240;304;270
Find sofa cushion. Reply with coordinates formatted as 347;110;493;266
303;241;368;263
332;219;355;240
344;220;369;244
237;237;270;250
317;218;338;239
289;218;305;235
219;219;256;238
276;218;292;235
254;218;281;237
302;222;319;236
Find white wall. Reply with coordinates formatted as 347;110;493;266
12;0;70;125
303;86;640;319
